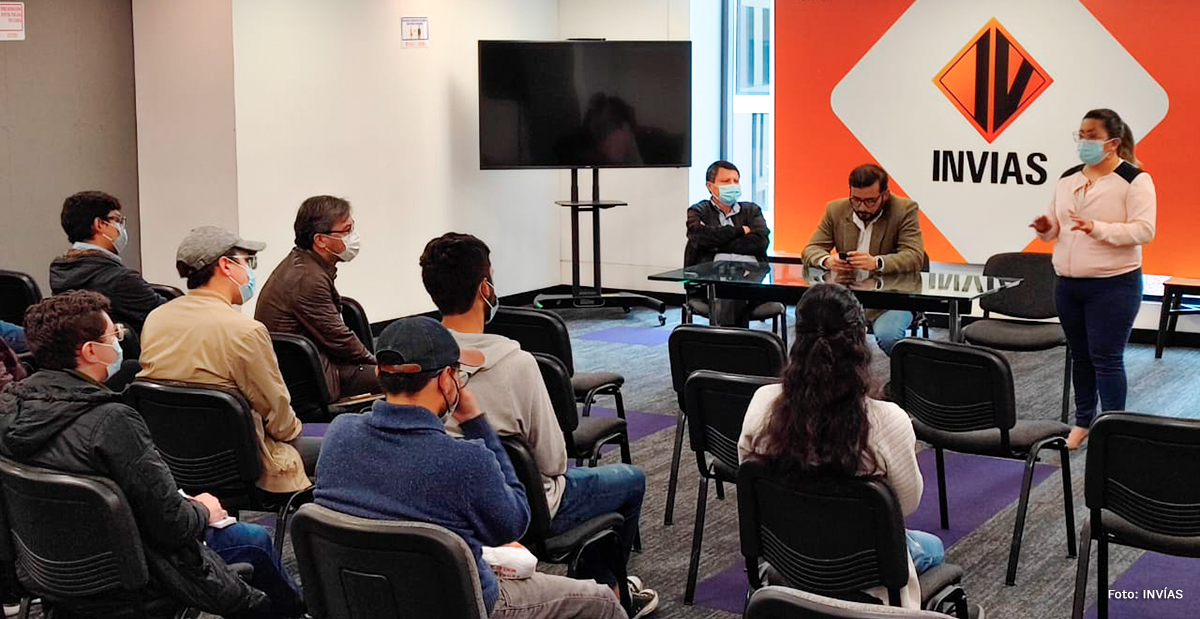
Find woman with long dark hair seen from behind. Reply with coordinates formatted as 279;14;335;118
737;283;942;609
1031;108;1155;450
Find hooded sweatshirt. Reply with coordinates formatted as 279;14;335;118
49;249;164;333
444;331;569;515
0;370;266;614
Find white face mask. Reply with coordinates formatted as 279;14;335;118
335;230;361;262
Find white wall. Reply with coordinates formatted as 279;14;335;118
132;0;240;287
557;0;702;295
230;0;561;320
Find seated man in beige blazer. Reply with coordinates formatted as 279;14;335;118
802;164;925;355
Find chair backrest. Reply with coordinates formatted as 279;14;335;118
746;585;951;619
890;339;1016;436
499;435;554;550
270;332;332;421
978;252;1057;319
0;270;42;326
1085;412;1200;539
668;324;786;410
0;457;148;600
485;306;575;374
339;296;375;354
684;370;779;473
291;503;488;619
148;283;184;302
530;353;580;449
737;459;910;605
124;380;262;503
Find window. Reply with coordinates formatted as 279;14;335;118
725;0;774;242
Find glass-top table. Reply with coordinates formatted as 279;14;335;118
648;261;1023;341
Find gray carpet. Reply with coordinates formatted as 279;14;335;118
49;304;1196;618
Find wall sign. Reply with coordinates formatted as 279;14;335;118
1;3;24;41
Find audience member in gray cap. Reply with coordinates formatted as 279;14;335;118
138;226;321;497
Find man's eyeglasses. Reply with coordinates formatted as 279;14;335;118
229;254;258;269
454;368;471;387
324;222;355;236
848;195;884;208
102;324;128;342
105;214;127;226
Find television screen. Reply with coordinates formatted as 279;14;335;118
479;40;692;169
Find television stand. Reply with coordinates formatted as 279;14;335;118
535;168;667;325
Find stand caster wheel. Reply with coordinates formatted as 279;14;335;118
658;314;666;326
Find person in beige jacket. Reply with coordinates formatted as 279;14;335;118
139;226;318;496
802;164;925;355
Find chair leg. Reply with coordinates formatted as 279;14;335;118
780;311;788;350
17;596;30;619
1071;520;1092;619
715;478;725;500
1097;536;1109;619
1156;290;1174;358
1062;347;1073;424
1060;443;1077;558
936;448;949;529
664;410;687;526
1006;441;1046;585
618;432;632;465
684;475;710;605
581;393;595;418
613;389;626;420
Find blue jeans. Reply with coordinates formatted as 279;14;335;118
206;523;305;617
0;321;27;354
872;310;914;356
905;529;945;573
1055;269;1142;428
549;464;645;585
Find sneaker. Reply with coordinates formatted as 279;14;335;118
626;575;644;592
628;586;659;618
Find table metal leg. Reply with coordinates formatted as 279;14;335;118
949;301;963;342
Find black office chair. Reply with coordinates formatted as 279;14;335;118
271;332;378;423
1071;412;1200;619
500;435;630;610
745;585;960;619
290;503;488;619
485;306;626;419
891;338;1075;586
533;352;631;466
339;295;374;354
149;283;184;302
961;252;1071;423
124;379;313;555
737;459;969;617
664;324;786;525
0;490;34;619
681;370;779;604
0;457;192;618
0;270;42;327
683;283;789;349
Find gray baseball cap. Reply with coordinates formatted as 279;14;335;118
176;226;267;271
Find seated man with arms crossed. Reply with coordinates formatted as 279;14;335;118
684;160;772;326
802;164;926;356
314;317;628;619
256;195;379;401
138;226;319;500
420;233;657;616
0;291;304;618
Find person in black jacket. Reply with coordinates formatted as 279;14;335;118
49;191;165;339
684;160;772;326
0;291;305;618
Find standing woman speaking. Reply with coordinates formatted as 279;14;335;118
1031;108;1156;449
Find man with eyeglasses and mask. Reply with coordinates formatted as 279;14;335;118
256;196;379;402
315;316;629;619
50;191;165;340
138;226;320;500
802;164;926;355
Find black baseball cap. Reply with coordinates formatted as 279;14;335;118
375;316;483;374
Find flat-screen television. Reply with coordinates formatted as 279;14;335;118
478;40;691;169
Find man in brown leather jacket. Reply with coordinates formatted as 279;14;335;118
256;196;378;402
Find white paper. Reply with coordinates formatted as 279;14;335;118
0;2;25;41
401;16;428;48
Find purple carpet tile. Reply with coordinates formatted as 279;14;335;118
300;422;329;438
579;326;673;347
693;451;1059;613
1084;552;1197;619
907;449;1057;549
